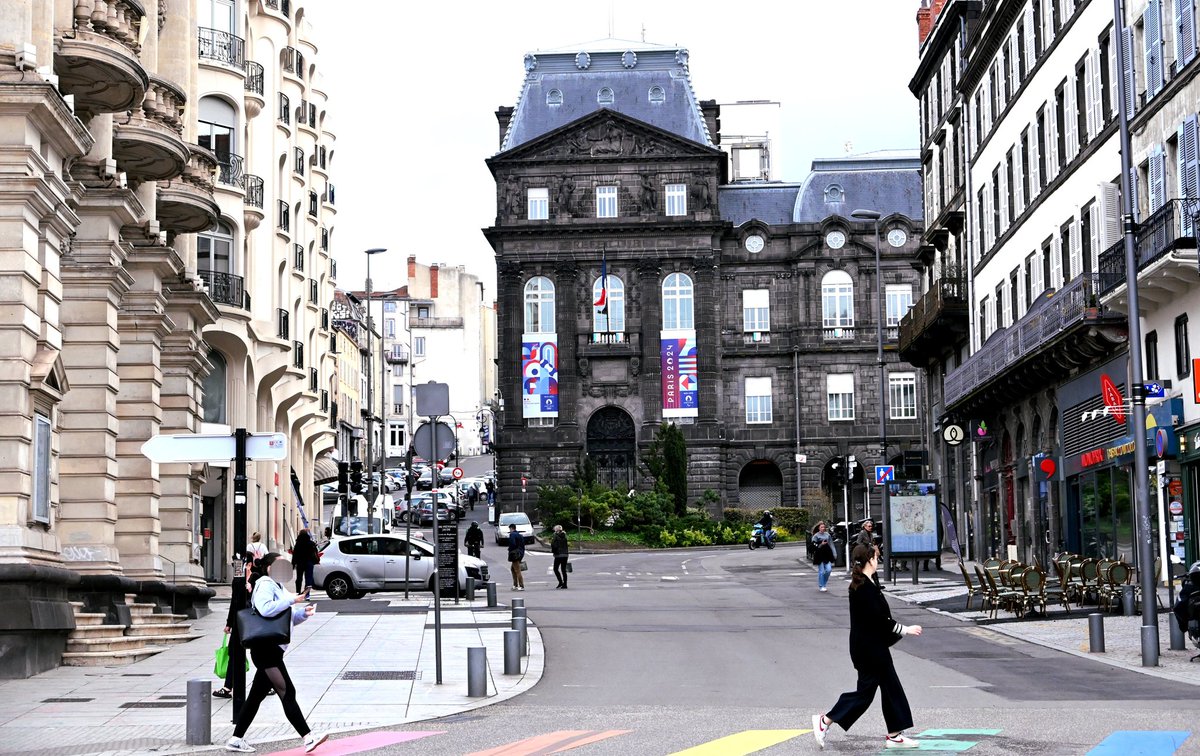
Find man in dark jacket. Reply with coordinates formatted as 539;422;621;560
551;525;570;589
468;485;479;511
290;529;319;593
507;524;525;591
464;521;484;558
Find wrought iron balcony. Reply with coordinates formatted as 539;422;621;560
293;341;304;369
308;279;319;304
898;275;969;365
244;61;264;94
278;200;290;232
944;273;1127;413
199;269;247;310
1098;198;1200;304
387;345;410;363
215;152;243;187
410;316;464;329
309;368;318;393
278;93;290;125
198;27;245;68
242;174;264;208
321;390;329;412
576;332;642;357
294;243;305;271
277;308;290;340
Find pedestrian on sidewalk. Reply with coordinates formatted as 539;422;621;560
226;553;327;754
464;521;484;558
507;524;525;591
811;521;836;592
290;529;319;594
811;544;922;751
468;485;479;511
551;524;569;589
855;521;885;590
246;532;267;565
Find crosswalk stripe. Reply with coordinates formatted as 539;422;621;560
548;730;632;753
1087;730;1191;755
263;731;445;756
669;729;809;755
467;730;593;756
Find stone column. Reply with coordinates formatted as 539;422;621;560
553;260;578;430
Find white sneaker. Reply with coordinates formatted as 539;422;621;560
819;586;828;592
885;733;920;749
225;737;255;753
812;714;828;749
304;732;328;753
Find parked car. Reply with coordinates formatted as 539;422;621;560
494;512;535;545
416;501;453;526
416;468;434;490
314;534;489;599
438;466;455;485
405;491;458;520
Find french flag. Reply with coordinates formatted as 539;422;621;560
593;250;608;314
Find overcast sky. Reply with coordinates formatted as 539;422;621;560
316;0;924;298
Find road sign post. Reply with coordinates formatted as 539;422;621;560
415;382;450;685
231;428;247;720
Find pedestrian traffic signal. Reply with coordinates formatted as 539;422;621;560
337;461;349;493
349;461;364;494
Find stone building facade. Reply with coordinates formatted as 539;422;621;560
485;41;925;519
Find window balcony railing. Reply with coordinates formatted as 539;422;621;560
244;60;264;94
282;46;297;74
293;341;304;369
1098;198;1200;296
321;389;329;412
324;184;336;205
410;316;464;329
198;269;248;310
198;27;245;68
293;243;305;271
321;308;330;330
822;326;856;341
293;147;304;175
590;332;627;345
309;368;318;393
277;308;290;340
309;279;319;304
885;326;899;341
387;345;410;363
318;146;327;169
330;259;337;279
393;403;404;415
577;332;641;356
216;152;243;187
278;92;290;125
242;174;263;208
320;227;329;250
330;400;338;428
277;200;290;232
308;191;318;217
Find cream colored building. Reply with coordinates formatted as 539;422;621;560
0;0;337;678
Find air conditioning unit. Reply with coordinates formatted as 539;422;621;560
101;158;117;179
15;43;36;72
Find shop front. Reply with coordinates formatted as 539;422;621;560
1178;421;1200;567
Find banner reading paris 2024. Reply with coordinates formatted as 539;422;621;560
522;334;558;418
660;329;698;418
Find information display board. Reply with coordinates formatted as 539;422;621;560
886;480;940;556
436;520;458;592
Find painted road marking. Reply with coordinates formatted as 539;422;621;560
917;730;1002;736
548;730;632;753
264;731;445;755
1087;730;1191;755
468;730;591;756
669;729;809;755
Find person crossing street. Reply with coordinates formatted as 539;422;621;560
507;524;525;591
551;524;570;589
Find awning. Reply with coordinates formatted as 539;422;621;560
313;454;339;485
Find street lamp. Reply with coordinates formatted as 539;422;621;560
851;208;889;582
364;247;387;531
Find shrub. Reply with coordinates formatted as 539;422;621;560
722;507;809;535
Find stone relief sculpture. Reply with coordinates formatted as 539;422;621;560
639;174;658;214
557;175;576;217
691;179;711;211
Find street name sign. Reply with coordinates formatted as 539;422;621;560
141;433;287;463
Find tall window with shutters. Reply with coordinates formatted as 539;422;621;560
1179;115;1199;235
1121;25;1137;118
1075;55;1088;151
1178;0;1197;71
1050;232;1064;289
1145;0;1165;101
1148;144;1167;214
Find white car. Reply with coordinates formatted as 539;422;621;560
494;511;535;545
314;533;489;599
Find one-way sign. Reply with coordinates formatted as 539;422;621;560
141;433;287;463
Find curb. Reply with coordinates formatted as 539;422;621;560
529;541;807;556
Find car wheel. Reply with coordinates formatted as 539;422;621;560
325;573;353;600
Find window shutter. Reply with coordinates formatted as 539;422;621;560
1181;115;1199;234
1065;74;1078;159
1084;49;1098;140
1088;203;1102;272
1092;47;1105;130
1121;26;1138;116
1182;0;1198;67
1098;181;1122;247
1129;165;1141;222
1149;144;1167;213
999;166;1009;230
1014;148;1025;213
1069;215;1083;282
1050;235;1063;288
1025;4;1037;64
1146;0;1165;98
1046;104;1060;179
1030;121;1041;191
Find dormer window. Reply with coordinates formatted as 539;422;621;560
648;85;665;104
597;87;615;106
547;88;563;107
824;184;844;203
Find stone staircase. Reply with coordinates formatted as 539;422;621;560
62;597;200;667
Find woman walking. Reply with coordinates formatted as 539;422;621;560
290;529;319;593
812;544;923;750
810;521;836;592
551;525;569;589
226;553;327;754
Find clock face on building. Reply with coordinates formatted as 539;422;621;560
826;230;846;250
888;229;908;248
745;234;765;253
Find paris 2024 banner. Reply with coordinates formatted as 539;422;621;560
660;329;698;418
522;334;559;418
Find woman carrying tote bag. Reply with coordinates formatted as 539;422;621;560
227;553;327;754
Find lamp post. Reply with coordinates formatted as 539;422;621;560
852;208;889;582
364;247;387;532
1113;0;1159;667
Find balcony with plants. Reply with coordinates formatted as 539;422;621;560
898;269;969;366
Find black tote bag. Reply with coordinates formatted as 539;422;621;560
237;602;292;648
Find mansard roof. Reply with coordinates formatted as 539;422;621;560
718;183;802;227
792;150;923;224
499;40;713;152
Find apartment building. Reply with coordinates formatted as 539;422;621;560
0;0;338;678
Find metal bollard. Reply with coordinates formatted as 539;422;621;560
486;581;497;608
1088;613;1105;653
1171;612;1188;650
467;647;487;697
466;577;476;602
186;678;212;745
503;630;522;674
512;616;528;657
1121;585;1136;616
512;606;527;622
511;597;525;610
1142;624;1160;667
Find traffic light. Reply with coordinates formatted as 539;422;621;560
350;461;364;495
337;461;349;494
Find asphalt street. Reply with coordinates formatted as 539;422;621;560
275;459;1200;755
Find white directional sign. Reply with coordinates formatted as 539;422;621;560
141;433;288;464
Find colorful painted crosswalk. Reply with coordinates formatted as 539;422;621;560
1087;730;1192;755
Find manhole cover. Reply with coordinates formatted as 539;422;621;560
341;670;420;681
42;698;93;703
120;701;187;709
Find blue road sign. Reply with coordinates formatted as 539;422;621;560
1145;381;1165;398
875;465;895;484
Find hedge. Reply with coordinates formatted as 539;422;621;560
723;507;810;535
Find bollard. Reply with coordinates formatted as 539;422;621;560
503;630;522;674
186;678;212;746
512;606;527;622
467;647;487;697
1088;613;1105;653
512;616;528;657
465;577;476;602
486;581;498;608
1142;624;1160;667
1121;585;1136;616
1171;612;1188;651
511;597;525;610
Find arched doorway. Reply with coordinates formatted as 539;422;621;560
739;460;783;509
586;407;636;490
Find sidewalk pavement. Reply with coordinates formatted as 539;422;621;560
878;562;1200;687
0;593;543;756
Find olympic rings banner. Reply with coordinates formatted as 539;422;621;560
522;334;559;418
660;329;698;418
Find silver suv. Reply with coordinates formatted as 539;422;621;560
314;533;489;599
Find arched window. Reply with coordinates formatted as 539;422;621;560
198;221;234;273
597;87;615;106
523;276;555;334
592;275;625;337
662;272;694;330
198;95;236;157
201;349;227;424
648;85;665;104
546;88;563;106
821;270;855;333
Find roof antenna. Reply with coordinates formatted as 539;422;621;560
641;22;646;42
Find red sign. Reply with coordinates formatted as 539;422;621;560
1170;479;1184;498
1081;449;1105;468
1039;458;1057;479
1194;359;1200;403
1100;374;1125;425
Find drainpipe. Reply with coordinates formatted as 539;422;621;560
793;348;803;508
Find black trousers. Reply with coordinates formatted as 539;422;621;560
827;656;913;734
233;645;310;738
553;556;568;586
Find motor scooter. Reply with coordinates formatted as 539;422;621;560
749;523;776;550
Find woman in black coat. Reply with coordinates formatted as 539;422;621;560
291;529;319;593
812;544;923;750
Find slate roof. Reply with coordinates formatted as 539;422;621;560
499;40;712;153
717;184;802;227
791;151;924;223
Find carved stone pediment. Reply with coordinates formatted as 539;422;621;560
492;109;724;163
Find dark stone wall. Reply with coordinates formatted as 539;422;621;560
0;564;78;679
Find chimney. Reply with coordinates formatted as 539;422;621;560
430;263;439;300
917;0;933;46
495;106;514;149
699;99;721;146
407;254;416;280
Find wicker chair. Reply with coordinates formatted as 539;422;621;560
958;561;980;610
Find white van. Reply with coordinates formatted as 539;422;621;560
330;494;390;538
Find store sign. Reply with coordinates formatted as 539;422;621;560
1100;374;1126;425
1065;398;1182;477
1194;359;1200;403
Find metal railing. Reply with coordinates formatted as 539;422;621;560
1098;198;1200;295
330;259;337;279
308;191;318;217
898;275;966;344
321;389;329;412
324;184;336;205
321;227;329;250
282;46;297;74
309;279;319;304
293;243;305;271
293;341;304;369
244;60;264;94
410;316;464;329
216;152;243;187
198;269;246;309
278;200;290;232
278;93;290;125
309;367;318;393
293;147;304;175
242;174;263;208
590;332;627;344
321;308;329;330
198;27;245;68
277;309;290;340
387;345;410;362
944;273;1106;408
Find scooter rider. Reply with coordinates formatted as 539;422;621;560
757;510;775;545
